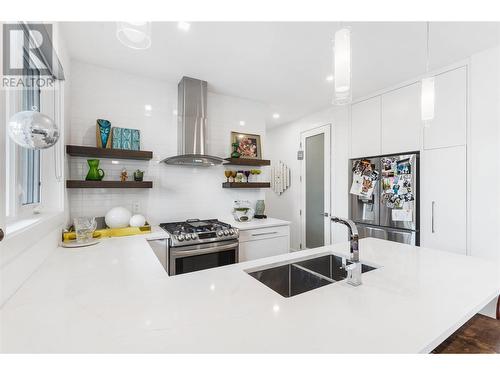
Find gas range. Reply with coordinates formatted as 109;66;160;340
159;218;239;247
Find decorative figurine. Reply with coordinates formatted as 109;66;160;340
231;142;241;158
133;169;144;181
120;168;128;182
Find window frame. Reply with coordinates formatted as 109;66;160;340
5;72;43;222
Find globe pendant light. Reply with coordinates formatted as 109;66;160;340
116;22;152;50
8;106;59;149
421;22;435;124
333;26;352;105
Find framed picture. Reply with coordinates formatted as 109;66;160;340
231;131;262;159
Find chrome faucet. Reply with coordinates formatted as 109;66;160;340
331;216;362;286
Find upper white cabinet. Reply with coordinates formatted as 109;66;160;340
420;145;467;255
423;66;467;150
381;82;422;154
350;96;381;158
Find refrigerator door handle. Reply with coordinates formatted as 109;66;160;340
431;201;435;233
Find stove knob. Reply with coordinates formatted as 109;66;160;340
178;234;185;242
223;230;229;236
228;229;234;235
217;230;224;237
190;233;197;240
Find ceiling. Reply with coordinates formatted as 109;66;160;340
61;22;500;127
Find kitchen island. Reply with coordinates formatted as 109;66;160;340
1;234;498;353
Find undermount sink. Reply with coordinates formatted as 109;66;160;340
247;254;377;298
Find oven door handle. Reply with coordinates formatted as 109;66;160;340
170;242;238;257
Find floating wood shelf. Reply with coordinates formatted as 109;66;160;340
224;158;270;166
66;145;153;160
66;180;153;189
222;182;270;189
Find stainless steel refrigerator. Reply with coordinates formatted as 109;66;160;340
348;153;419;245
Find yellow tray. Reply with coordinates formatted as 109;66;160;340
63;224;151;242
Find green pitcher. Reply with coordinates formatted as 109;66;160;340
85;159;105;181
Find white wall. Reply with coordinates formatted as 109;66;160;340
469;46;500;263
68;61;267;224
265;106;350;250
1;23;71;306
469;46;500;318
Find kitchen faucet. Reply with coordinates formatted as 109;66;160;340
331;216;362;286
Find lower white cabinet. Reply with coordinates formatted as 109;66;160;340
238;225;290;262
420;145;467;254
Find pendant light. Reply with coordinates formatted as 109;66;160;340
8;106;59;149
421;22;435;123
116;22;152;50
333;26;352;105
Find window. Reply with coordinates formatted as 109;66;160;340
5;72;42;218
20;86;41;206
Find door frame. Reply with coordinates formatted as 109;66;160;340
300;124;332;249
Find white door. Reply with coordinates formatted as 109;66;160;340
300;125;331;249
423;66;467;150
381;82;422;154
420;145;467;254
350;96;381;158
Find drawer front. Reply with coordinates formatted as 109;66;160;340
239;236;290;262
238;225;290;243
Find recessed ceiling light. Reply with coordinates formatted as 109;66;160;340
326;74;334;82
239;120;245;126
272;113;280;119
172;109;178;116
116;22;152;50
177;22;191;31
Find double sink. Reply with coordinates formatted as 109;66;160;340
246;254;377;298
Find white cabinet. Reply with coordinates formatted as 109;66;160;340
238;225;290;262
420;145;466;254
350;97;381;158
381;82;422;154
424;66;467;150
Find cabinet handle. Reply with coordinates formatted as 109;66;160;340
431;201;435;233
252;231;278;237
0;228;4;242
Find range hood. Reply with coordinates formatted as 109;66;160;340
162;76;224;166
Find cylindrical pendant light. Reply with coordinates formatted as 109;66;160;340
421;22;435;123
333;27;352;105
116;22;152;50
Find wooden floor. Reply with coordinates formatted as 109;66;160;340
432;314;500;354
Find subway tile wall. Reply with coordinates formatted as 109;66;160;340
67;61;267;225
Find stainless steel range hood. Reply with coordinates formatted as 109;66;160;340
162;77;224;166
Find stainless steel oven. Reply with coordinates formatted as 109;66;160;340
149;219;240;276
169;239;239;275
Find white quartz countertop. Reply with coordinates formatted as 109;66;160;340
221;217;291;230
1;236;498;353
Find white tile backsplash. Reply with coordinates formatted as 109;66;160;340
68;61;268;224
